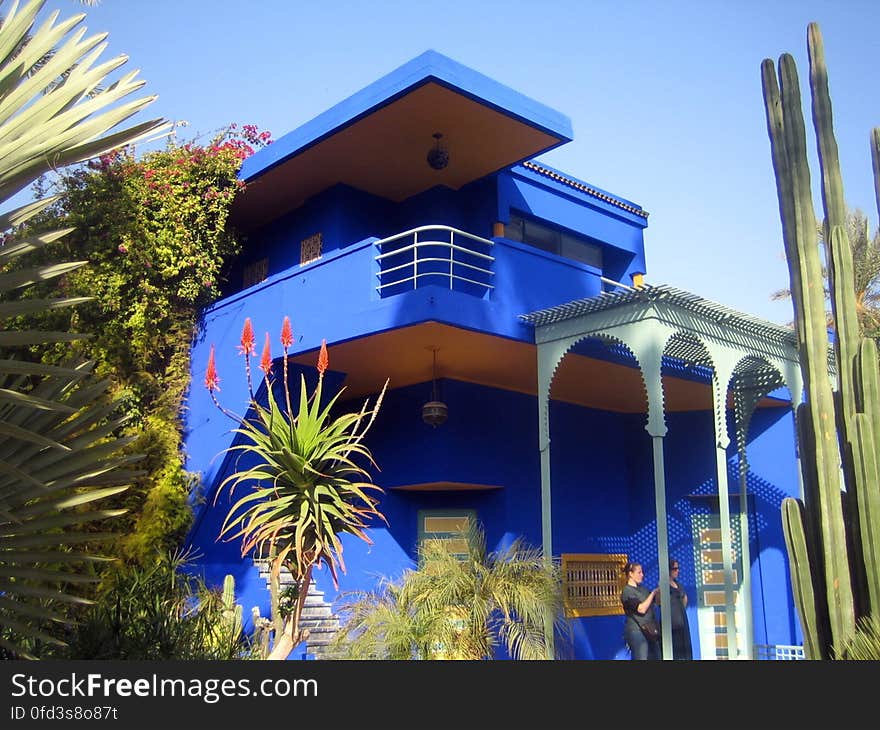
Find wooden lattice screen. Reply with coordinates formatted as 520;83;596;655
562;553;628;617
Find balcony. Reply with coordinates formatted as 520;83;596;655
375;225;495;299
208;224;613;354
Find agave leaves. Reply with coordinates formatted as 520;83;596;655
217;370;388;590
0;0;169;202
0;199;144;658
0;234;144;656
0;0;165;657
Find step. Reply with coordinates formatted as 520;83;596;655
300;604;333;619
250;561;342;659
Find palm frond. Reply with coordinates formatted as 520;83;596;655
834;614;880;660
332;523;570;660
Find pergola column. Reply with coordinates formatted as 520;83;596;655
733;383;770;660
614;323;673;659
704;349;740;658
524;284;806;662
536;339;571;659
536;340;570;560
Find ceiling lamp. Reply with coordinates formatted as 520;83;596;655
421;347;448;427
426;132;449;170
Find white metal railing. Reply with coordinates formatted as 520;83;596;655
375;225;495;297
754;644;805;660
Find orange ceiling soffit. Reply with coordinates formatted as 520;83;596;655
231;51;572;229
286;323;790;414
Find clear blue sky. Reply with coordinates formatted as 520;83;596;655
39;0;880;325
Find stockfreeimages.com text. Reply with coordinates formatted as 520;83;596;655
10;673;317;705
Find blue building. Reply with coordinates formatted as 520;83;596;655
184;51;804;660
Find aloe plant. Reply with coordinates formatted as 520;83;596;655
206;317;388;660
0;0;167;657
761;22;880;658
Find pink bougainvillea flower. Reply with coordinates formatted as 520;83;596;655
259;333;273;377
317;339;329;375
280;316;293;349
238;317;256;356
204;345;220;391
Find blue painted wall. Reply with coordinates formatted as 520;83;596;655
186;370;800;659
182;58;804;658
228;164;646;300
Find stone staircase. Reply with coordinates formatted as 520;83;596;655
254;560;340;659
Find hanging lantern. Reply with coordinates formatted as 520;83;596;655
422;347;448;427
426;132;449;171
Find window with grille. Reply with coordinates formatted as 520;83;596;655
561;553;628;617
417;510;475;560
300;232;323;266
242;257;268;289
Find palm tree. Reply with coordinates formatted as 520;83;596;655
0;0;167;657
206;318;388;660
771;208;880;337
331;523;571;660
834;615;880;660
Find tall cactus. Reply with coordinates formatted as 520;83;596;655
761;22;880;658
221;574;244;645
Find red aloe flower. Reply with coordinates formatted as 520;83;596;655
317;339;329;375
259;333;273;377
238;317;256;356
280;316;293;349
204;345;220;391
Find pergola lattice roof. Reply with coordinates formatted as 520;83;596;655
519;282;833;383
521;283;796;346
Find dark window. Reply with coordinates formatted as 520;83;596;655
242;258;269;289
504;213;603;269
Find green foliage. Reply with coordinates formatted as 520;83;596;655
49;551;255;660
331;524;570;660
13;124;270;565
834;615;880;660
217;367;387;587
0;0;171;658
209;323;387;658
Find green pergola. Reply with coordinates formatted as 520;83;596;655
522;283;810;660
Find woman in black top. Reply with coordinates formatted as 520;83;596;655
667;559;693;659
620;561;661;660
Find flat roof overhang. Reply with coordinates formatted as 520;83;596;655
286;322;789;412
230;51;573;230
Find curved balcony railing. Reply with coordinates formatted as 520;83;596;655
375;225;495;299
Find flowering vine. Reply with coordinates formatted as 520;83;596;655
16;122;274;564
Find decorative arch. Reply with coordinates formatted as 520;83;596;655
522;284;812;660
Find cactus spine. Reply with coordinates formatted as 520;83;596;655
761;22;880;657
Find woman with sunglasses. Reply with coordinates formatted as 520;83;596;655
666;558;693;659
